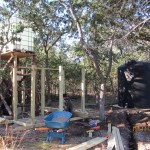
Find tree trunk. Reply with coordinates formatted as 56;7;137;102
45;51;51;105
99;83;106;121
58;0;110;121
109;76;115;95
94;78;99;105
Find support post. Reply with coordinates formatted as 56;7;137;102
31;65;36;124
41;68;45;116
21;69;25;113
81;68;85;112
13;56;18;121
59;66;64;111
63;69;65;94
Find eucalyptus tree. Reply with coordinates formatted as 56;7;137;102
0;2;18;115
0;2;24;52
4;0;73;102
54;0;114;120
57;0;150;120
3;0;149;120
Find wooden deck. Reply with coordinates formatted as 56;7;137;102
0;51;35;60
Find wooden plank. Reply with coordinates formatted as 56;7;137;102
70;117;85;121
44;107;59;112
31;65;36;124
13;120;32;126
41;68;45;116
67;137;107;150
0;51;35;60
107;123;112;139
112;127;124;150
73;110;89;118
18;66;32;69
63;69;65;94
36;67;59;70
13;125;33;131
2;56;14;71
21;69;25;113
107;133;115;150
59;66;64;111
112;127;119;150
13;123;44;131
114;127;124;150
81;68;85;112
143;112;150;115
12;56;18;120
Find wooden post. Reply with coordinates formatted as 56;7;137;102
59;66;63;111
107;133;115;150
63;69;65;94
21;69;25;113
112;127;124;150
108;123;112;138
41;68;45;116
13;56;18;121
81;68;85;112
31;65;36;124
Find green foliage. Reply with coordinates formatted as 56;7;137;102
0;0;149;98
0;2;26;51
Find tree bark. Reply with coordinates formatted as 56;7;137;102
58;0;113;121
93;74;99;105
45;50;51;105
99;83;106;121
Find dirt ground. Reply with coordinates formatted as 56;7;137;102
1;99;150;150
0;107;108;150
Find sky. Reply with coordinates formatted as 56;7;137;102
0;0;4;6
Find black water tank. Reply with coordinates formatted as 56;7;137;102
118;60;150;108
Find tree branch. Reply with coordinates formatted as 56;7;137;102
47;32;64;51
106;35;114;79
121;17;150;40
58;0;105;82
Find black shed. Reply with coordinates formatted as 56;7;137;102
118;60;150;108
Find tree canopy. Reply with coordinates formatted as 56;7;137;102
0;0;149;120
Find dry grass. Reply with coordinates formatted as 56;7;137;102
0;123;29;150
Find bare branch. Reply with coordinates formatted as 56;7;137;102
121;17;150;40
106;35;114;79
58;0;105;81
47;32;64;51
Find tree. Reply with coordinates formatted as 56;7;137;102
5;0;72;102
57;0;117;120
3;0;149;120
0;3;24;52
57;0;150;120
0;2;24;116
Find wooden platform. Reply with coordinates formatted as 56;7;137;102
0;51;35;60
